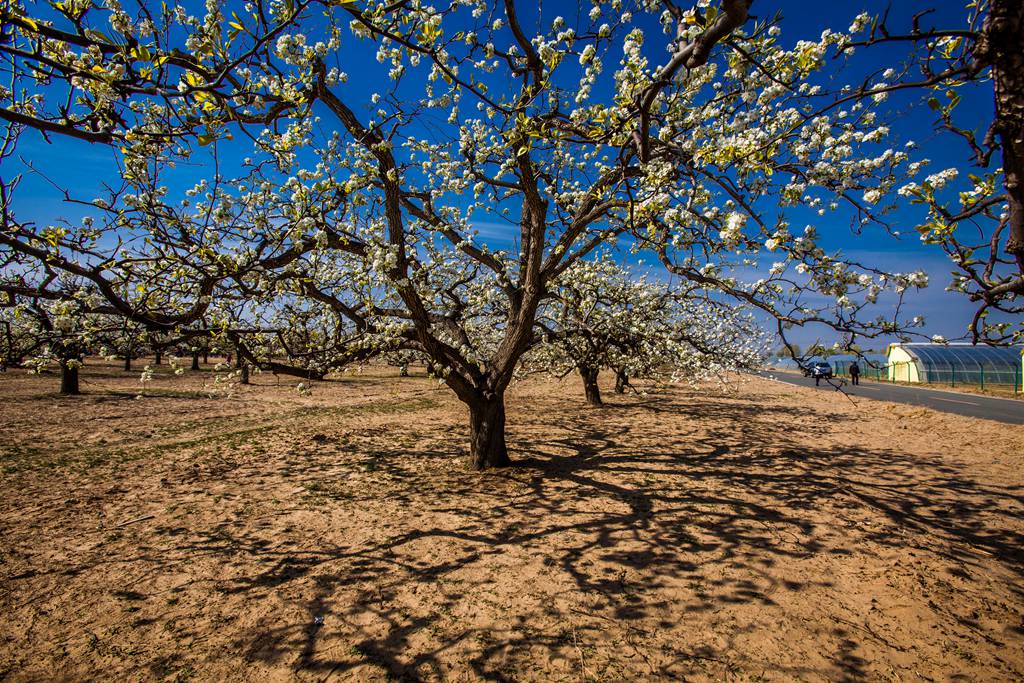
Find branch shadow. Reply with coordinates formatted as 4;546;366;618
193;388;1022;679
7;383;1022;681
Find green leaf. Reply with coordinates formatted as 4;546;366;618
86;29;115;44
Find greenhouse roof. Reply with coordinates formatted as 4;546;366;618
891;344;1023;371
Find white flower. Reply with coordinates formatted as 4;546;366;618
718;212;747;245
924;167;958;190
848;12;870;33
897;182;921;197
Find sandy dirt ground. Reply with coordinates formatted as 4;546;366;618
1;360;1022;682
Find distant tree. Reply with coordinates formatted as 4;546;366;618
529;255;767;406
2;287;94;395
775;344;801;359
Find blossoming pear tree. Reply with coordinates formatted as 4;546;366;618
529;253;766;406
0;280;119;393
1;0;948;466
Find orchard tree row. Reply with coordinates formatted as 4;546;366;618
0;301;255;392
0;254;768;401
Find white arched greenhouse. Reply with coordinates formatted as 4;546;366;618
886;343;1024;390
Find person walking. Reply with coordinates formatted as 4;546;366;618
849;361;860;385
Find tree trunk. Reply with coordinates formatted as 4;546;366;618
191;351;200;371
123;354;131;372
203;351;209;365
60;360;80;395
234;348;250;384
985;0;1024;259
468;395;511;469
154;350;162;365
614;369;629;394
580;366;602;406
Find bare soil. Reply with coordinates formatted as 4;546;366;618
1;360;1022;682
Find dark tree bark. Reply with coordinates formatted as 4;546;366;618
202;351;209;365
154;350;162;365
982;0;1024;260
60;359;79;395
191;351;200;371
580;366;603;406
234;347;250;384
614;369;630;394
264;361;324;380
123;354;131;372
468;394;511;470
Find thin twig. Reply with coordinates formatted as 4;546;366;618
112;514;155;528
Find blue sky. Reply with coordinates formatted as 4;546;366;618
7;0;995;350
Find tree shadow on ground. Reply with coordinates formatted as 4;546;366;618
146;386;1018;681
17;384;1021;680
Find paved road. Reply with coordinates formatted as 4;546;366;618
759;371;1024;425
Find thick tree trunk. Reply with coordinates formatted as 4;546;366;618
123;354;131;372
580;366;602;406
203;351;209;365
240;362;250;385
191;351;200;371
154;350;162;365
468;395;511;469
985;0;1024;260
614;369;629;394
60;360;80;395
